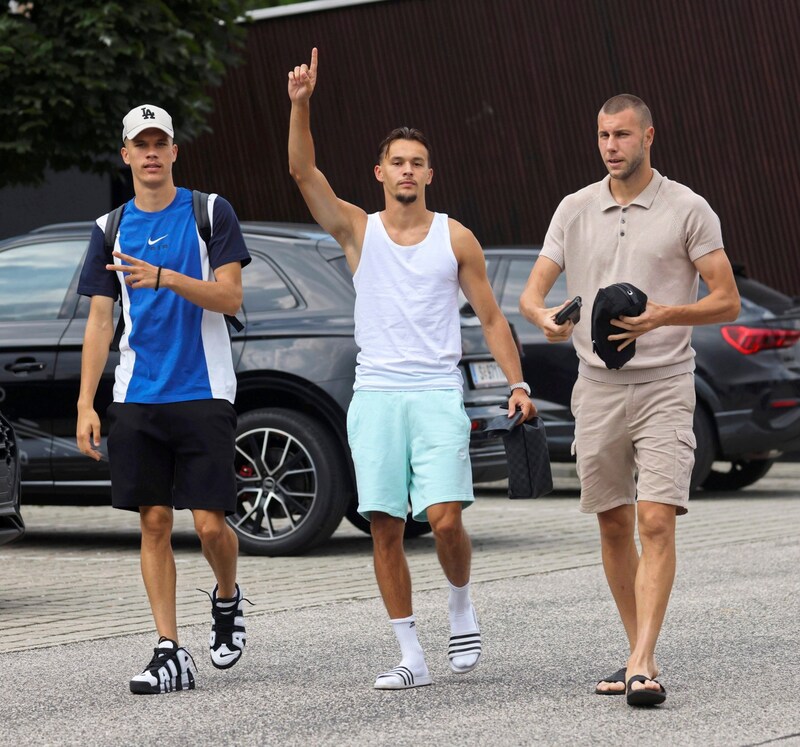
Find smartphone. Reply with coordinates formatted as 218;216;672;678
553;296;582;325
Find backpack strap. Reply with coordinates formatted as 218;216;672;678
103;205;126;352
192;189;212;245
192;189;244;333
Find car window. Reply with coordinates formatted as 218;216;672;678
328;256;354;286
242;253;298;312
0;241;86;321
697;279;768;317
500;258;568;314
735;276;796;314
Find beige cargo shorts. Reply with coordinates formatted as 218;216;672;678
570;372;696;515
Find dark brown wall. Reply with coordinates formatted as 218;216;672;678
178;0;800;296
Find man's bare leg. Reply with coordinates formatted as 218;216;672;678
626;501;676;694
140;505;178;641
193;509;238;598
426;501;471;585
193;509;249;669
427;502;481;672
371;512;412;617
370;512;430;688
595;503;640;693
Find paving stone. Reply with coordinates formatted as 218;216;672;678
1;463;797;654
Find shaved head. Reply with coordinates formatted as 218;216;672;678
600;94;653;130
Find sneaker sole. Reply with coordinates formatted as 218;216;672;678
130;680;196;695
210;651;243;670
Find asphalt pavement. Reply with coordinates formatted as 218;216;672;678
1;464;799;746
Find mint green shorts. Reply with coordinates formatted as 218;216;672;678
347;390;475;523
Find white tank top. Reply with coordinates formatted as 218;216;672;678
352;212;463;391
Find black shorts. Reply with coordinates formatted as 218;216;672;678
106;400;238;514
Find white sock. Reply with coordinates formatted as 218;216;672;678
390;615;427;674
448;581;481;671
448;581;478;635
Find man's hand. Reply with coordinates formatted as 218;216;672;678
108;251;160;289
76;405;103;462
537;300;577;343
508;390;538;421
288;47;318;104
608;300;668;350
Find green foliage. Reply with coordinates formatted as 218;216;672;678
0;2;250;187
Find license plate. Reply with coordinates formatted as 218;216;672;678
468;360;506;388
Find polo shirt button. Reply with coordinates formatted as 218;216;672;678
621;219;626;223
622;208;628;212
620;231;625;236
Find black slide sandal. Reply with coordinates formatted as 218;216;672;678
626;674;667;706
595;667;627;695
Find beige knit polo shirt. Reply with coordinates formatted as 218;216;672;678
540;169;723;384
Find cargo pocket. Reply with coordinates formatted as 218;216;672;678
673;429;697;491
571;439;582;480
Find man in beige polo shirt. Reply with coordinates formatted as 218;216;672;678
520;94;740;706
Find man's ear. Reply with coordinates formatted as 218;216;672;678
426;167;434;185
374;164;384;183
121;146;130;165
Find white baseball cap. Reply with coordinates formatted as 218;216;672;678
121;104;174;143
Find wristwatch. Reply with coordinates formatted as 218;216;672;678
509;382;531;396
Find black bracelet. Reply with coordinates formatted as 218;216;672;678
155;266;162;291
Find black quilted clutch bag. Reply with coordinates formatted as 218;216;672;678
484;412;553;499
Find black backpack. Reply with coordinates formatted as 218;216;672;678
104;190;244;351
590;282;648;369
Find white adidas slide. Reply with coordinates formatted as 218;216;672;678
448;631;482;673
374;665;433;690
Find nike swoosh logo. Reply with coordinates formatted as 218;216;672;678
215;651;239;662
147;235;168;246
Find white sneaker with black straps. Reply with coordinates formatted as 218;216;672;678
129;637;197;695
206;583;249;669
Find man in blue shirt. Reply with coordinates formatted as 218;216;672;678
76;104;251;694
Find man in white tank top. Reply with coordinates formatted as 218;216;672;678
288;48;536;690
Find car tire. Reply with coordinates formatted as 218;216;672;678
691;406;715;491
345;502;433;539
700;458;776;491
230;408;349;556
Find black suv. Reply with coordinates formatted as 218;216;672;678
0;222;511;555
484;247;800;490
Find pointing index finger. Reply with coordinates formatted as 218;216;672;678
310;47;318;76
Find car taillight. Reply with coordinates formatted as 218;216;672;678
721;325;800;355
770;399;800;409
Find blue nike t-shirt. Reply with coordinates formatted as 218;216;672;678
78;188;251;404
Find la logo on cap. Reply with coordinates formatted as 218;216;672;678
122;104;174;143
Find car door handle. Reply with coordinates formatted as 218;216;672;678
5;359;46;374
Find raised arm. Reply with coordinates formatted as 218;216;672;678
288;48;366;268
